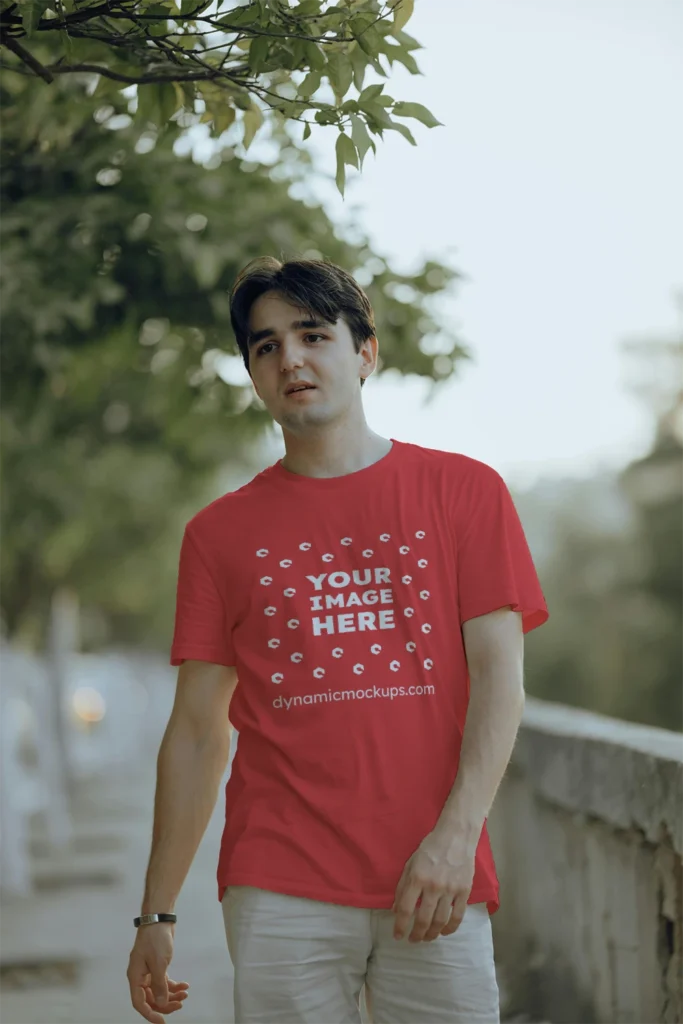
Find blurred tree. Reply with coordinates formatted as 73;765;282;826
0;0;441;195
521;482;682;733
0;70;466;650
618;325;683;729
522;314;683;732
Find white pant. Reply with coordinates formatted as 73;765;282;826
222;886;500;1023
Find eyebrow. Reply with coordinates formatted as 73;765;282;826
247;318;334;348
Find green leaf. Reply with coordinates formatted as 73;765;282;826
370;56;388;78
297;70;321;100
314;107;336;126
136;83;158;126
387;117;416;145
394;29;421;51
334;138;346;197
213;102;236;135
19;0;51;37
249;35;271;73
351;14;379;57
391;49;421;75
358;83;384;105
217;4;260;26
274;42;297;71
391;101;443;128
232;90;252;111
158;83;178;126
336;130;358;170
242;102;264;150
363;101;393;130
349;113;375;166
303;121;311;140
136;83;178;128
295;0;321;14
349;43;367;92
326;52;353;104
355;25;384;57
390;0;414;33
143;3;170;37
288;37;306;70
304;41;325;71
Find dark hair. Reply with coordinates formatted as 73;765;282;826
229;256;376;387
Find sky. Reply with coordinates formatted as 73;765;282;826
294;0;683;489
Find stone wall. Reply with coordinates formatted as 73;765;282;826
489;698;683;1024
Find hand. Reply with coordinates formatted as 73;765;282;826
127;923;189;1024
392;828;476;942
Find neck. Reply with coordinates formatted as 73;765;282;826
280;420;392;479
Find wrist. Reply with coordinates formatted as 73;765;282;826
432;814;483;855
134;913;177;928
141;897;176;916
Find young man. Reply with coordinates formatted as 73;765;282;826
127;256;548;1024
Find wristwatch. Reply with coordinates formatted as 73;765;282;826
134;913;177;928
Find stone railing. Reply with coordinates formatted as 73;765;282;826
489;697;683;1024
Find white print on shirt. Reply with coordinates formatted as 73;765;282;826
306;567;394;636
255;530;432;684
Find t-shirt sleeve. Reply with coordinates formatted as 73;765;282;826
455;464;549;634
170;524;236;667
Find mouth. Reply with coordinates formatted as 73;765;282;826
284;384;316;396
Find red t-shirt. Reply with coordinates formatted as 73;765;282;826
170;440;548;915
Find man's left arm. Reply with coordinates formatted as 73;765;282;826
392;606;525;942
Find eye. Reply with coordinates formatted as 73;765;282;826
255;342;275;357
304;333;325;343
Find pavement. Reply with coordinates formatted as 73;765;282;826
0;750;235;1024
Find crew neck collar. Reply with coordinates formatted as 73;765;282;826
269;438;401;489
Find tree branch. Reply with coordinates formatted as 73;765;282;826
5;60;230;83
1;34;54;81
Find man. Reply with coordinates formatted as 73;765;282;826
127;256;548;1024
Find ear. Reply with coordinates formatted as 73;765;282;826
360;335;379;379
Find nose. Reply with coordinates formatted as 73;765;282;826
278;337;305;374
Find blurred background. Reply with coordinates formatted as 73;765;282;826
1;0;681;1021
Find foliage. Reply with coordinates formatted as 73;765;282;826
522;334;683;732
617;336;683;729
0;71;465;648
0;0;442;195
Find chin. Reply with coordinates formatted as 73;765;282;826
278;405;334;431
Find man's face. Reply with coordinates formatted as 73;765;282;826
246;290;377;432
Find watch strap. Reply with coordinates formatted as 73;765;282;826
134;913;177;928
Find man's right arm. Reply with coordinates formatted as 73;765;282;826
127;659;237;1023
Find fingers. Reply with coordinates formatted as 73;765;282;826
168;979;190;993
150;964;169;1007
145;985;188;1015
395;891;466;942
406;892;443;943
392;880;422;939
129;979;189;1022
441;898;467;936
423;894;455;941
130;983;167;1024
128;955;189;1023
